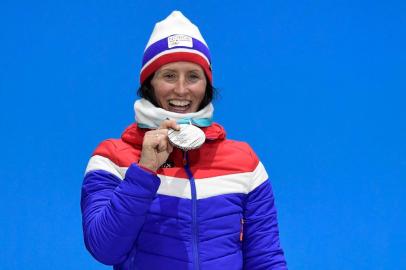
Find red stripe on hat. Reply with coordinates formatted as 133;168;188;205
140;52;212;84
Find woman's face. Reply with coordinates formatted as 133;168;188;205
151;62;207;113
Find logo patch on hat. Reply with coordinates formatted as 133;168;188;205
168;34;193;48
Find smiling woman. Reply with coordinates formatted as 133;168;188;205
81;10;288;270
151;61;207;113
138;63;215;113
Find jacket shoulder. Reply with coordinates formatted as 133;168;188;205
92;139;140;167
200;139;259;174
224;139;259;170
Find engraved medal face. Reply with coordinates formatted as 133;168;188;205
168;124;206;150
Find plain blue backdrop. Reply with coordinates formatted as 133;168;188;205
1;1;405;269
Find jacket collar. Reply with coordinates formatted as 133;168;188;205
121;122;226;148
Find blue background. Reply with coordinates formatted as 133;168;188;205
1;1;405;269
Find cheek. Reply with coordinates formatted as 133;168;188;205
194;83;207;101
153;82;171;100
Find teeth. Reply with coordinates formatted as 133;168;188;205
169;100;190;107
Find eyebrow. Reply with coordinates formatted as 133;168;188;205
159;69;176;72
158;69;204;74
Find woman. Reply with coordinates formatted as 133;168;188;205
81;11;288;270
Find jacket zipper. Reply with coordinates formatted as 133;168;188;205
240;218;244;241
183;151;200;270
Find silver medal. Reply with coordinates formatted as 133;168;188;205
168;124;206;150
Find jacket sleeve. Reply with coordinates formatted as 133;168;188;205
243;161;288;270
80;141;160;265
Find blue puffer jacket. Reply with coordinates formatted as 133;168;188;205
81;123;287;269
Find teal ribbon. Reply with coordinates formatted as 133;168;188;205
138;117;212;129
176;117;212;127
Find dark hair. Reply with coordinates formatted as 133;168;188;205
137;74;217;111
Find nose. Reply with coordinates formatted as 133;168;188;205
173;75;188;96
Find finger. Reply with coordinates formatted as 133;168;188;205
143;131;161;148
157;134;168;152
159;119;180;130
155;128;169;135
167;142;174;153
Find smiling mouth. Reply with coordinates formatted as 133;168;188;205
168;100;191;113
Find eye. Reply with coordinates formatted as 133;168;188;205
162;72;176;81
188;72;201;82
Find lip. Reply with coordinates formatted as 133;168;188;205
167;99;192;113
167;103;192;113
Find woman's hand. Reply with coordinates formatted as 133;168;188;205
139;120;180;172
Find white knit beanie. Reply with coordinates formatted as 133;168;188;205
140;11;212;84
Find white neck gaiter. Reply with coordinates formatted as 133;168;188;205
134;98;214;129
